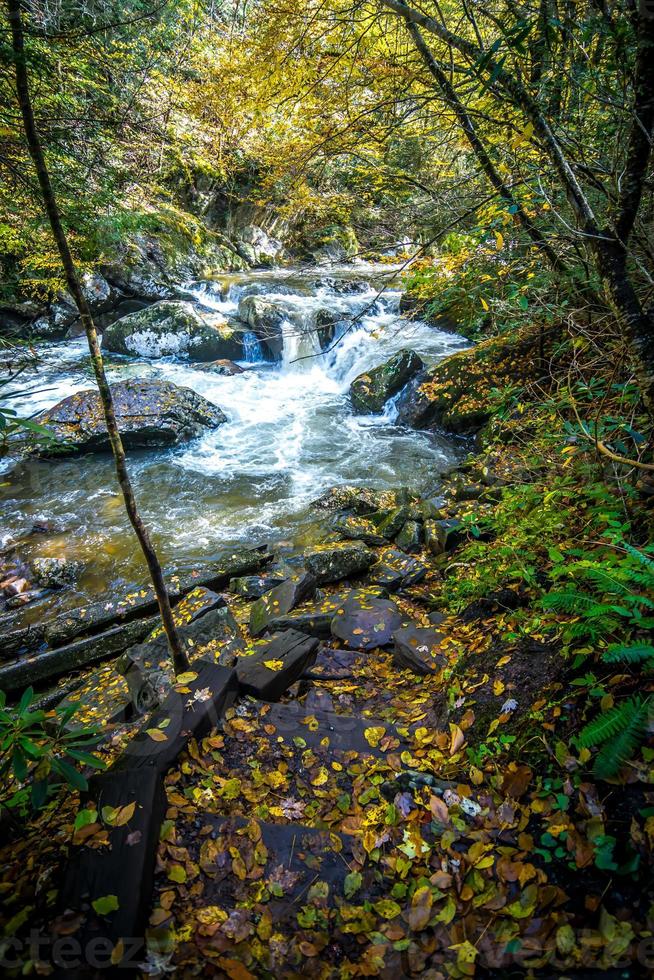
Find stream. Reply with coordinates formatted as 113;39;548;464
0;263;468;621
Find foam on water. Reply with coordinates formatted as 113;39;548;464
0;264;468;611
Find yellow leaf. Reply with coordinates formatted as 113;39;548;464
495;231;504;250
101;802;135;827
176;672;198;684
147;729;168;742
480;297;489;311
263;659;284;671
311;767;329;786
364;726;386;748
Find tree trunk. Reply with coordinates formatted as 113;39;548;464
406;19;566;274
6;0;189;674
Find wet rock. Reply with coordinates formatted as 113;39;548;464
396;331;539;434
237;296;285;359
314;309;351;350
313;485;407;515
302;541;374;584
264;592;352;639
350;349;424;414
395;520;423;553
312;277;370;294
201;359;245;376
249;570;317;637
119;589;243;712
331;589;402;650
30;379;226;455
236;629;319;700
392;625;447;675
331;514;386;547
102;301;244;361
424;518;466;555
228;572;286;599
368;548;427;591
31;556;83;589
375;506;410;540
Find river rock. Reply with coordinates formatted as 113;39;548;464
262;591;352;638
302;541;374;584
395;520;423;553
392;625;447;675
118;590;244;712
30;379;226;454
375;506;410;540
314;309;350;350
249;570;317;636
331;589;402;650
201;359;245;375
350;349;424;414
102;301;244;360
313;485;407;515
228;572;287;599
424;518;466;555
31;556;83;589
368;548;427;591
331;514;387;547
237;296;286;359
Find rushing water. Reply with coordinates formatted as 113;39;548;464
0;263;468;618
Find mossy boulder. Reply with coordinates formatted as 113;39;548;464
350;349;424;414
302;541;375;584
102;301;244;361
396;328;540;434
32;379;226;455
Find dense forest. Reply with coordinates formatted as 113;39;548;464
1;0;653;976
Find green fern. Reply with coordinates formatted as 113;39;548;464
578;696;648;747
601;644;654;666
578;696;652;779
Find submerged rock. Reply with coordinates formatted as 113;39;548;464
31;556;83;589
31;378;226;454
102;300;244;361
350;349;424;414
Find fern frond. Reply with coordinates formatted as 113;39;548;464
591;698;652;779
622;542;654;574
602;644;654;665
578;697;648;748
542;590;597;614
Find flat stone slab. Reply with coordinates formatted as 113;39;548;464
236;630;320;700
265;591;353;639
392;625;448;675
1;547;271;658
228;571;286;599
119;589;243;712
249;570;316;636
331;589;403;650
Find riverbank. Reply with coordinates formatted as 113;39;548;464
1;294;652;975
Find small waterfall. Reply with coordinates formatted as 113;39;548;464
242;331;264;362
281;313;320;371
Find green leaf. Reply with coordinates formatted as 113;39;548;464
92;894;119;915
344;871;362;898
